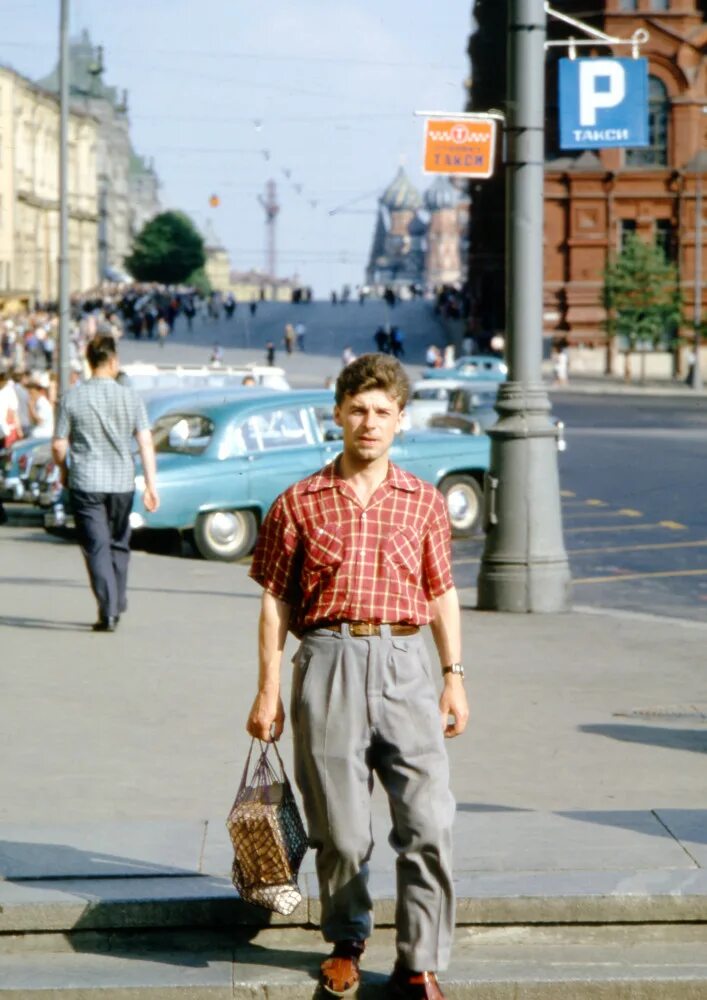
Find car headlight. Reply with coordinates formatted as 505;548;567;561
129;512;145;529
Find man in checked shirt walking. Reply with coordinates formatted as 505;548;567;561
247;354;468;1000
52;335;159;632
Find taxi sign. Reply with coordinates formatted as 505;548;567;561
422;117;497;178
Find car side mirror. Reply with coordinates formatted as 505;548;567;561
324;427;343;442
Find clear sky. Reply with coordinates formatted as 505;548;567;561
0;0;471;296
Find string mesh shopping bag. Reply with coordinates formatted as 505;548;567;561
226;739;308;915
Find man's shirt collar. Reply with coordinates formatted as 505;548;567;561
306;458;419;494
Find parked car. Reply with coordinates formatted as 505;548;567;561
124;389;489;560
404;379;469;430
120;362;290;393
422;355;508;383
0;438;52;504
36;386;259;531
429;384;566;452
428;385;500;436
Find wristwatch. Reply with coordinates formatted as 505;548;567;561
442;663;465;679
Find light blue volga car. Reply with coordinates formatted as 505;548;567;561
130;389;491;561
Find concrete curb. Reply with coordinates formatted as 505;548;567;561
3;868;707;935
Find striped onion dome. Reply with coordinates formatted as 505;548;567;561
424;175;459;211
381;167;422;212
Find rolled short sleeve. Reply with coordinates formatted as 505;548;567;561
249;493;302;605
54;397;70;440
421;491;454;599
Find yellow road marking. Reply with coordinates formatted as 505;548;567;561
564;521;686;535
574;568;707;585
586;499;608;507
568;540;707;557
454;538;707;567
560;490;576;498
562;509;643;521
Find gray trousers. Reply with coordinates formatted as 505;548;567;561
291;624;456;972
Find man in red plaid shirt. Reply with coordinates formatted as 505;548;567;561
247;354;468;1000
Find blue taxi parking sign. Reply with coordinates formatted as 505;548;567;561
559;57;649;150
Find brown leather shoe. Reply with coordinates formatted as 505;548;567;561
320;940;365;996
388;961;446;999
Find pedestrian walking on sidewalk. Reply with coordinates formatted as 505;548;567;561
246;353;467;1000
52;335;159;632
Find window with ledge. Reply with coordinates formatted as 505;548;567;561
619;219;637;248
618;0;638;9
625;76;669;167
651;1;669;10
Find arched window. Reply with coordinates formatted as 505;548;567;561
625;75;669;167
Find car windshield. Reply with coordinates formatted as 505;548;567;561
152;413;215;455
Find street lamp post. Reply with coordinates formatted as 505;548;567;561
477;0;571;612
57;0;70;402
692;171;703;391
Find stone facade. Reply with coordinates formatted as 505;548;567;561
39;30;160;280
0;65;98;307
366;167;470;291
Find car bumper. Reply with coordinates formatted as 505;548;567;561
0;476;25;501
43;504;74;530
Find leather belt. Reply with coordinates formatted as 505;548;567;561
322;620;420;638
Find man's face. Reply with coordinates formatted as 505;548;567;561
334;389;403;464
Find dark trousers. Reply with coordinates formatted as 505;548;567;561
71;490;134;619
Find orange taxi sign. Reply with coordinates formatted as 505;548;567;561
422;117;497;179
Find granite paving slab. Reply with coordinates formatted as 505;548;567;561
0;823;206;880
654;809;707;868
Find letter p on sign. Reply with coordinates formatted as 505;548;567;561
559;57;648;150
579;60;626;126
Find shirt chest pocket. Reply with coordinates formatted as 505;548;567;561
382;528;421;582
304;523;344;574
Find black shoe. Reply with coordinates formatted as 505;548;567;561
92;616;118;632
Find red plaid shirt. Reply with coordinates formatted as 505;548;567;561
250;460;454;634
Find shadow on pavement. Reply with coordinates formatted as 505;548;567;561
0;614;88;631
580;723;707;755
557;808;707;845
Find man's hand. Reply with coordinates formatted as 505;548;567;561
143;486;159;512
439;676;469;738
246;688;285;742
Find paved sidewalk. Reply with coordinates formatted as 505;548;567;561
0;520;705;915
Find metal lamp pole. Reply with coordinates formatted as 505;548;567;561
57;0;70;402
692;171;703;391
477;0;571;612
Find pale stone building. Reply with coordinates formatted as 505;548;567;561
0;64;98;308
39;30;157;280
202;220;231;292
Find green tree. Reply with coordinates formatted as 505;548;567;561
125;211;206;285
603;234;682;382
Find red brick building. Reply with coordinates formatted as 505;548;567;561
544;0;707;347
468;1;706;357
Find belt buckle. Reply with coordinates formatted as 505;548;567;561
350;621;376;637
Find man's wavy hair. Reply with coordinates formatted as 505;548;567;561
335;353;410;409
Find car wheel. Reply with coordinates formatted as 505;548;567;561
439;474;483;538
193;509;258;561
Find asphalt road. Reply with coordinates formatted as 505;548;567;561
452;393;707;623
